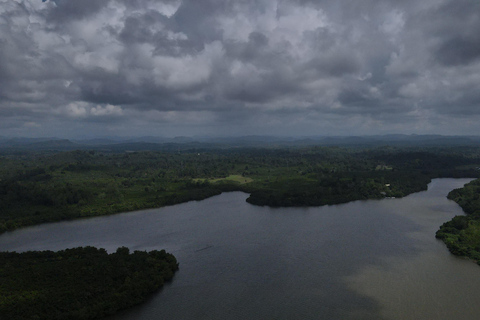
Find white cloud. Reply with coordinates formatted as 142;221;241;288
153;41;223;90
145;0;181;18
65;102;89;118
91;104;123;116
380;9;405;38
64;102;123;118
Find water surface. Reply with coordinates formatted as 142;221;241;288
0;178;478;319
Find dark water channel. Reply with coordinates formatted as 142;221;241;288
1;179;479;319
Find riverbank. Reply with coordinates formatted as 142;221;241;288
4;146;478;234
436;178;480;263
1;179;477;319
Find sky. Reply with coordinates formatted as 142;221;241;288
0;0;479;138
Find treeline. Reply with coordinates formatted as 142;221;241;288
0;246;178;320
0;146;479;233
436;179;480;261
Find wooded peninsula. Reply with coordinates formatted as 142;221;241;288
1;144;479;233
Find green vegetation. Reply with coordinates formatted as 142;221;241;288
1;146;479;234
0;246;178;319
193;174;254;184
436;179;480;262
246;171;432;206
1;144;480;317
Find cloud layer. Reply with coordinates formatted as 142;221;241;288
1;0;479;137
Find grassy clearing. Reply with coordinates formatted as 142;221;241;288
194;175;253;184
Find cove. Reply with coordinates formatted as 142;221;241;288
0;178;478;319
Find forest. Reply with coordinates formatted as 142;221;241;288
436;178;480;262
1;145;479;233
1;144;480;319
0;246;178;319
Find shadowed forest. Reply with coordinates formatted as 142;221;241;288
0;247;178;319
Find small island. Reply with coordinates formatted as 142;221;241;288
0;246;178;320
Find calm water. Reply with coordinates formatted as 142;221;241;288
1;178;479;319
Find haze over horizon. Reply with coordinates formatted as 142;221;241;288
1;0;479;138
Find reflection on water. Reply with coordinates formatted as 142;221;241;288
0;179;476;319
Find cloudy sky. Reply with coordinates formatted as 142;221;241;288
1;0;479;138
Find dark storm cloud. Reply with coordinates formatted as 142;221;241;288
436;37;480;66
420;0;480;67
47;0;109;22
0;0;479;137
224;32;269;63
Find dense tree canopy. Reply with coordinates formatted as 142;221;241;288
0;247;178;320
437;179;480;261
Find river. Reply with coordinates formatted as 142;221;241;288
0;178;478;319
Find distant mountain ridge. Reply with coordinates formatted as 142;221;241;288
0;134;479;153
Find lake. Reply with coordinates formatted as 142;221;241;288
0;178;479;319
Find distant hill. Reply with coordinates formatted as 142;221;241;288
0;138;80;152
1;135;479;153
